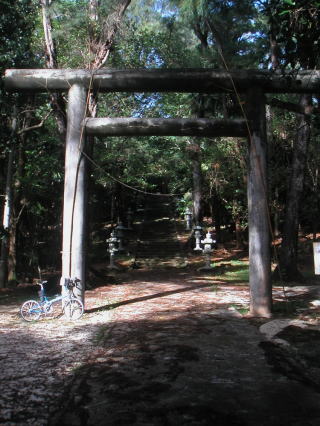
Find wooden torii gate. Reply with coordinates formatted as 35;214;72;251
5;68;320;317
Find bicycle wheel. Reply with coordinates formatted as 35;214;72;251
63;298;84;320
20;300;42;321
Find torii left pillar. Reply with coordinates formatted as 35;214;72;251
61;84;87;302
246;87;272;317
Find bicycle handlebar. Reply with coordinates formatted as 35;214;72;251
37;278;80;296
64;277;81;290
38;280;48;290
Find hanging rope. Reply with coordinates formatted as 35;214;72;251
81;149;184;197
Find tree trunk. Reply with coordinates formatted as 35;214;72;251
273;187;280;237
7;220;17;284
311;167;319;241
279;94;312;280
0;147;14;287
88;0;132;69
211;191;222;243
235;217;244;249
192;156;202;226
41;0;67;142
187;140;202;226
7;133;28;284
0;110;17;287
269;16;280;70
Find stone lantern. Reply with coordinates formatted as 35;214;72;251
107;230;119;270
115;222;126;252
199;231;216;271
193;225;203;251
184;207;193;231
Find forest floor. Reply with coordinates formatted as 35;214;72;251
1;245;320;426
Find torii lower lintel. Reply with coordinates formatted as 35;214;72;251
84;117;248;137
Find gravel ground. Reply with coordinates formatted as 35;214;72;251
0;296;113;425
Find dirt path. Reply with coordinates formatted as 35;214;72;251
1;267;320;426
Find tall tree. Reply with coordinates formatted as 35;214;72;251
280;94;312;279
40;0;67;141
167;0;260;234
0;0;38;287
0;108;17;288
266;0;319;279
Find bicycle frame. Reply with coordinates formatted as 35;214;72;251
37;281;62;313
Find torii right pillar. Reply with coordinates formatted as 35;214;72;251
246;87;272;317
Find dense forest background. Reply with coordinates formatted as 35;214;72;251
0;0;320;287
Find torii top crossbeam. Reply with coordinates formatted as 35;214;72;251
4;68;320;93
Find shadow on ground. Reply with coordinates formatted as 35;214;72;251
50;301;320;426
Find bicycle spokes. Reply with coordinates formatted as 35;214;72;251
64;299;84;320
20;300;42;322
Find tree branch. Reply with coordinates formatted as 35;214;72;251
41;0;57;68
268;98;318;115
17;111;52;135
89;0;131;70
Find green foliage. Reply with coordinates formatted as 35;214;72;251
230;303;249;315
169;0;265;67
0;0;38;69
214;260;249;282
0;0;39;141
113;8;202;68
51;0;93;66
266;0;320;68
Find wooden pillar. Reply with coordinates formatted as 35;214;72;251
62;84;87;302
246;87;272;317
